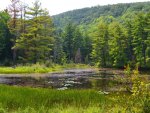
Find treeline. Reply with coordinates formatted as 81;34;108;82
90;13;150;68
56;12;150;68
0;0;150;68
0;0;91;65
54;1;150;68
0;0;54;65
53;2;150;30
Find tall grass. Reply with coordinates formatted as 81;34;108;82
0;85;105;112
0;63;92;74
0;106;105;113
0;85;148;112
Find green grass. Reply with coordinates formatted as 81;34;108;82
0;106;105;113
0;85;106;112
0;85;148;113
0;63;93;74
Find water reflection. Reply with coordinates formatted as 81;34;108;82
0;69;125;91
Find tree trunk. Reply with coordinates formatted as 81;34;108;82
13;49;16;65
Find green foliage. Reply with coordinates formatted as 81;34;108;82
0;85;105;112
53;36;66;64
15;1;54;63
144;12;150;66
132;13;149;67
131;68;150;113
89;11;150;68
0;1;150;67
0;11;12;63
63;23;85;62
0;106;105;113
123;20;135;65
63;23;75;61
108;65;149;113
108;22;127;67
52;2;150;67
7;0;22;65
0;82;149;112
0;63;91;74
91;22;109;67
82;34;92;64
53;2;150;31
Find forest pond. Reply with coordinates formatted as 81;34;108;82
0;69;149;92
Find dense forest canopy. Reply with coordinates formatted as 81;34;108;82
0;0;150;68
53;2;150;31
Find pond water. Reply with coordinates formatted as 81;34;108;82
0;69;149;91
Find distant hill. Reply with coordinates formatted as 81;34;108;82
52;2;150;30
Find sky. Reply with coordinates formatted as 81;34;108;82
0;0;149;15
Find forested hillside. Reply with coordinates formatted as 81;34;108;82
53;2;150;30
52;2;150;68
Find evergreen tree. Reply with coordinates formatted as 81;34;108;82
0;11;12;63
63;23;85;63
124;20;135;65
63;23;75;62
132;13;149;67
0;12;7;55
15;0;54;63
73;27;84;62
7;0;21;65
82;34;92;64
91;22;109;67
53;36;66;64
108;22;127;67
144;12;150;66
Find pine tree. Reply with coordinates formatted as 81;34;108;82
132;13;149;67
63;23;85;63
0;11;11;58
53;36;66;64
15;0;54;63
108;22;127;67
144;12;150;66
124;20;135;65
91;22;109;67
82;34;92;64
0;12;7;55
7;0;21;65
63;23;75;62
73;27;84;62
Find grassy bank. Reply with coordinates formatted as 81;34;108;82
0;63;92;74
0;85;106;113
0;85;149;113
